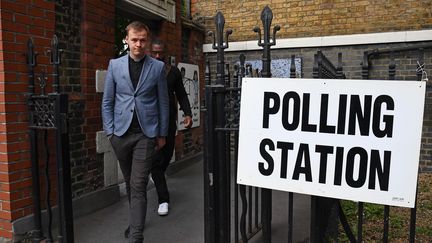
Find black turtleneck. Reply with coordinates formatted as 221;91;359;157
128;55;145;89
128;55;145;133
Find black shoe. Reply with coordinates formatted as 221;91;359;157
124;226;130;239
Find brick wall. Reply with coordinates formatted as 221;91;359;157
0;0;116;241
157;0;205;161
0;0;204;241
0;1;56;240
193;0;432;43
55;0;103;199
70;0;115;198
56;0;115;199
179;27;205;158
423;90;432;171
205;42;432;172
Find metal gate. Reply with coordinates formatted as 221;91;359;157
203;6;428;243
25;36;74;243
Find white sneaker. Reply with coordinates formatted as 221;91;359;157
158;202;169;216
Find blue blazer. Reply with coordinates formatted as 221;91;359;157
102;54;169;138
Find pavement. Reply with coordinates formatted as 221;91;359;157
73;159;310;243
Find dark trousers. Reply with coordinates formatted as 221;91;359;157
110;132;156;243
151;118;176;204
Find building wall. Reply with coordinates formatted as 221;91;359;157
55;0;108;199
74;0;115;197
177;27;205;158
193;0;432;42
0;1;56;240
0;0;204;241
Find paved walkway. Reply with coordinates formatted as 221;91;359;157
74;160;204;243
73;160;310;243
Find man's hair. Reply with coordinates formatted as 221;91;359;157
125;21;150;35
152;39;164;48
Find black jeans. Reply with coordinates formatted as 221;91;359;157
111;132;157;243
151;118;176;204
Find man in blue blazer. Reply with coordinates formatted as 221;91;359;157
101;21;169;243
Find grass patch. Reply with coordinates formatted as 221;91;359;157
338;173;432;242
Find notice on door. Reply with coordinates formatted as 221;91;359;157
237;78;426;208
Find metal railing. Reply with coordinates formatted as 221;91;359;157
203;5;427;243
25;36;74;243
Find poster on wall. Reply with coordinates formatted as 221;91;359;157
237;77;426;208
177;63;200;130
237;58;302;78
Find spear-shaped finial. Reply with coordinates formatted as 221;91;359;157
253;6;280;77
26;38;38;93
47;35;63;93
208;11;233;85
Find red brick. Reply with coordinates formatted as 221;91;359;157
0;173;9;183
0;153;26;165
14;33;29;44
22;207;32;217
33;1;55;10
0;192;10;201
44;10;55;21
0;2;27;15
28;26;45;37
13;13;33;25
0;72;17;83
0;227;13;238
0;31;15;42
9;197;32;211
4;43;26;53
0;83;26;94
0;183;10;191
0;220;12;231
0;211;12;221
32;17;51;29
0;154;8;164
1;201;11;211
8;171;31;184
0;20;28;33
0;10;14;23
27;7;46;18
0;164;7;173
9;179;32;191
10;209;24;220
8;161;31;172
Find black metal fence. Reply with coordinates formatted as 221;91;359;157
25;36;74;243
203;5;428;243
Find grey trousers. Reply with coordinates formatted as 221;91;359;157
110;132;157;243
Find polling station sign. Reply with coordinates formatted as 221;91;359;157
237;78;426;208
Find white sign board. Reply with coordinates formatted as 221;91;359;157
177;63;200;130
237;78;426;208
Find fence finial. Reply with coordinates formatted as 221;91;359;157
26;38;38;93
253;6;280;78
208;11;232;85
47;35;63;93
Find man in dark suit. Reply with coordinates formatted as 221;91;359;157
150;39;192;216
101;21;169;243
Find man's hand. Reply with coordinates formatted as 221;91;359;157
184;115;193;129
156;137;166;150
